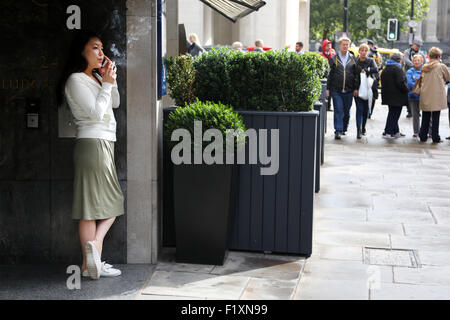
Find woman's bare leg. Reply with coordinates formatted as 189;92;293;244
92;217;116;259
79;220;97;272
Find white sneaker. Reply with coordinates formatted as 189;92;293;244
82;269;90;277
85;241;101;280
99;262;122;277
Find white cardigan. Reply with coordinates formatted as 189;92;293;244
64;72;120;142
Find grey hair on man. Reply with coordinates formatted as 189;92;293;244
390;52;403;63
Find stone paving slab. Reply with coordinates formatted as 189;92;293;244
391;235;450;252
371;283;450;300
240;278;298;300
313;230;391;248
294;278;369;300
209;255;304;281
417;250;450;267
141;270;250;300
314;208;367;221
310;244;363;262
403;224;450;237
429;207;450;224
393;266;450;286
367;209;435;224
314;220;404;235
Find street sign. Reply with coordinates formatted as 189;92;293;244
408;20;418;28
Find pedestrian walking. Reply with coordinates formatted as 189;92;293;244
58;30;124;280
326;36;359;140
381;52;409;139
320;39;336;112
406;55;424;137
446;84;450;140
404;40;427;118
367;40;383;68
367;40;382;118
418;47;450;143
187;33;206;57
354;44;378;139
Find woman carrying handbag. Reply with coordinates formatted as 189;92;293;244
354;44;378;139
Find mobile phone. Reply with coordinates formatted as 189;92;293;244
101;58;107;68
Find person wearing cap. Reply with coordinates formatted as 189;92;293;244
404;39;427;71
320;39;336;112
404;40;427;118
381;52;409;139
367;40;382;68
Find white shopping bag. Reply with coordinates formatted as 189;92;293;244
367;76;374;108
358;72;369;100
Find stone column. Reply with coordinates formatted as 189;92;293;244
126;0;160;264
281;0;300;50
423;0;439;42
166;0;179;57
203;5;214;45
298;0;310;51
437;0;449;42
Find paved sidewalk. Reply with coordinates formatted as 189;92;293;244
2;100;450;300
294;100;450;300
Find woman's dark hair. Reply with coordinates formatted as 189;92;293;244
56;30;101;105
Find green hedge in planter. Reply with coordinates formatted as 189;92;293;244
164;48;326;112
165;99;247;152
194;48;322;112
165;55;197;107
299;52;330;79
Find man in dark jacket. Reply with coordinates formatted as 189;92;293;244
381;52;409;138
326;36;359;139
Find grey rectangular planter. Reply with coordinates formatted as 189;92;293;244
228;110;318;256
163;108;319;256
314;101;326;193
320;79;328;137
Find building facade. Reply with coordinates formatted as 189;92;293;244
178;0;311;51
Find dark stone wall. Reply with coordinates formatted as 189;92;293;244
0;0;127;264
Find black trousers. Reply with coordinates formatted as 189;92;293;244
385;106;402;135
420;111;441;142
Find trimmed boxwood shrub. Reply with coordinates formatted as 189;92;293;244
299;52;330;79
165;48;326;112
165;55;197;107
165;99;247;152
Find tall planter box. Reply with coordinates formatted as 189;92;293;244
320;79;328;137
228;110;318;256
173;164;233;265
313;101;326;193
163;107;177;247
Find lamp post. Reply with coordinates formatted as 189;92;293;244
343;0;348;33
410;0;415;45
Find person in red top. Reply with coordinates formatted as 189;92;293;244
320;40;336;111
320;39;336;61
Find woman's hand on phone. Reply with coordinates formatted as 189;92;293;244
99;56;117;78
102;59;117;84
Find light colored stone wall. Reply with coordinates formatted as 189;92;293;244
126;0;160;264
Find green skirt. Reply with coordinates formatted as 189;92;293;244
72;138;124;220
